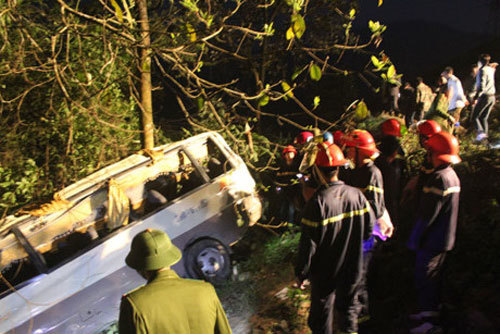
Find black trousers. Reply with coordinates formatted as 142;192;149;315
472;95;495;135
415;249;447;312
356;247;374;322
308;277;361;334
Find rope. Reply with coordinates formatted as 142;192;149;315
140;148;164;164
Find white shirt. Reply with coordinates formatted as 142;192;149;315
447;74;466;110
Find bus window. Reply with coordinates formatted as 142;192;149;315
196;138;232;179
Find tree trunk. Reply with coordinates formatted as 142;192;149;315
137;0;154;149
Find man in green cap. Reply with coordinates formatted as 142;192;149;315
119;229;232;334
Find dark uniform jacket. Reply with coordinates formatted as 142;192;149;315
342;161;386;219
375;145;406;221
119;270;231;334
275;158;300;186
295;181;375;284
408;165;460;252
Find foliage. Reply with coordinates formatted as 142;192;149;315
0;0;394;215
0;1;143;214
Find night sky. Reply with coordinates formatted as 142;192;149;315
355;0;499;80
358;0;494;34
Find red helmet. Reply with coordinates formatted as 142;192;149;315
417;120;441;138
333;131;345;146
343;129;379;157
381;119;402;137
424;131;461;164
294;131;314;145
315;142;349;168
282;145;297;157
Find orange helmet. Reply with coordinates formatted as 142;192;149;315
343;129;380;157
282;145;297;157
381;119;402;137
293;131;314;145
424;131;461;164
315;142;349;168
417;120;441;139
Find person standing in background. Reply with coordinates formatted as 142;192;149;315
470;54;496;142
441;67;467;132
400;82;417;127
415;77;435;123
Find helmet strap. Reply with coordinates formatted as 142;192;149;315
313;164;330;188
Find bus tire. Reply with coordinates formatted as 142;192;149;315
184;238;231;285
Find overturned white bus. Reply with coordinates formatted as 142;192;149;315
0;132;261;333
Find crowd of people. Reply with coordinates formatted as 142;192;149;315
114;54;496;334
384;53;496;144
274;118;461;334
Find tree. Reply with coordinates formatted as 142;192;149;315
0;0;392;213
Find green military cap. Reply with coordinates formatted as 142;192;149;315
125;229;182;271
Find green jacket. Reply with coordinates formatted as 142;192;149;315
119;269;232;334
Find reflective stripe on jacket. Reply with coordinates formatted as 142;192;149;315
342;161;386;219
408;165;460;252
295;181;375;284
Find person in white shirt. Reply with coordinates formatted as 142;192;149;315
470;54;497;142
441;67;467;132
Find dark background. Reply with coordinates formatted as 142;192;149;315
356;0;500;83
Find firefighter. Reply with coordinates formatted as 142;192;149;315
380;118;402;139
293;131;314;149
119;229;231;334
376;119;406;226
408;131;461;334
342;129;394;326
417;120;442;147
274;145;301;224
295;142;376;334
401;120;442;213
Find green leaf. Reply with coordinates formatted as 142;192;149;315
389;78;402;86
353;100;370;121
368;20;375;31
258;95;269;107
378;0;383;6
309;63;322;81
197;97;204;111
369;20;380;33
349;9;356;18
371;55;380;68
264;23;275;36
292;67;305;81
110;0;123;23
281;81;294;99
313;96;320;108
286;27;294;40
186;23;197;42
387;64;396;79
291;14;306;39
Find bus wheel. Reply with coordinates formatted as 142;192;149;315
184;239;231;285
